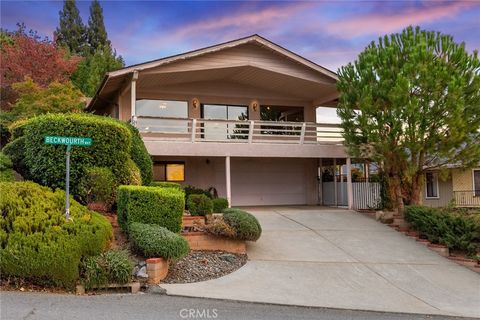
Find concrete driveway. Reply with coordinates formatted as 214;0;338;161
161;207;480;317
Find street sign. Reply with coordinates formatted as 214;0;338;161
44;135;92;220
44;136;92;146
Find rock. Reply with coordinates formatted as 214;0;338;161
219;253;236;263
146;285;167;295
136;266;148;278
132;265;139;276
139;261;146;267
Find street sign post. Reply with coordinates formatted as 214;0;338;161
44;136;92;219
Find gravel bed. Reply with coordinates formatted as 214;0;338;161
162;251;247;284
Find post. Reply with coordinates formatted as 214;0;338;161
65;145;71;219
318;158;323;205
300;122;306;144
248;120;254;143
130;70;139;123
191;118;197;142
333;158;338;207
346;157;353;210
226;156;231;208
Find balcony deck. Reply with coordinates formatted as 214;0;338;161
134;116;347;158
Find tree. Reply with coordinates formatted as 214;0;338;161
71;45;124;97
6;78;85;124
56;0;86;54
87;0;109;53
337;26;480;212
0;29;81;109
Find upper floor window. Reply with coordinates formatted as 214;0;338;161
474;169;480;196
136;99;188;118
425;172;439;199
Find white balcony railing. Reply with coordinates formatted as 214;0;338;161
133;116;344;145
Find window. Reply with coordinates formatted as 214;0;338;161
135;100;188;133
201;104;248;140
474;169;480;197
153;162;185;182
425;172;439;198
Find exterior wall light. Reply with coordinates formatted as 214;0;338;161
192;98;199;109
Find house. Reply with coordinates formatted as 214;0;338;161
423;166;480;208
87;34;357;207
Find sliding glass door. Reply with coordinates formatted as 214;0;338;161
202;104;248;140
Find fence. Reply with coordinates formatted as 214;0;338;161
453;191;480;207
322;181;382;209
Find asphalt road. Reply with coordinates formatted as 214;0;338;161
0;292;474;320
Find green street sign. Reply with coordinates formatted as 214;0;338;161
44;136;92;147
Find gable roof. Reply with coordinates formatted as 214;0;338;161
88;34;338;110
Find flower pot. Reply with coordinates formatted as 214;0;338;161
146;257;169;284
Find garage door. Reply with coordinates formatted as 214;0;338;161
231;158;307;206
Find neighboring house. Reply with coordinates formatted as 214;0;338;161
422;166;480;208
87;34;358;207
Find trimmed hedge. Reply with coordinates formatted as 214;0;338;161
223;208;262;241
128;124;153;185
150;181;183;191
187;194;213;216
1;113;151;198
184;185;212;209
117;185;184;233
78;167;117;209
405;205;480;255
81;249;133;289
129;222;189;260
3;136;27;179
0;152;15;182
0;181;113;288
212;198;229;213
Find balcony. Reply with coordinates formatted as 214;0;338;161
453;190;480;207
134;116;347;158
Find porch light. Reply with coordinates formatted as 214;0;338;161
192;98;199;109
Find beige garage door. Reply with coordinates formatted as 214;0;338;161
231;158;307;206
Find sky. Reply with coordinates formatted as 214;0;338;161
1;0;479;122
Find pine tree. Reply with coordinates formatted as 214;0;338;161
87;0;109;53
56;0;86;54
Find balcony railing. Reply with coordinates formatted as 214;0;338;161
453;190;480;207
133;116;344;145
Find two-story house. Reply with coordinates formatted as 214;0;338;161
87;35;355;207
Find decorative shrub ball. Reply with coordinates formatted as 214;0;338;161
212;198;229;213
187;194;213;216
223;208;262;241
128;222;189;260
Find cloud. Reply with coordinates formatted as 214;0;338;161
325;1;477;38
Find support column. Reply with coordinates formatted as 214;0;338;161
226;156;231;208
333;158;338;207
318;159;323;205
347;157;353;210
130;70;139;121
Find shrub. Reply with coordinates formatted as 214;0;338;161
0;152;15;182
129;222;189;260
150;181;183;191
223;208;262;241
187;194;213;216
405;205;480;255
0;181;112;288
1;113;152;198
204;215;236;238
212;198;229;213
184;185;212;209
117;185;184;233
78;167;117;209
2;136;27;178
81;249;133;290
127;124;153;185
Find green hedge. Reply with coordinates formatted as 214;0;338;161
1;113;151;198
3;136;27;179
0;181;112;288
0;152;15;182
212;198;229;213
128;124;153;185
81;249;133;290
117;185;184;233
150;181;183;191
184;185;212;209
223;208;262;241
78;167;117;209
129;222;189;260
405;205;480;255
187;194;213;216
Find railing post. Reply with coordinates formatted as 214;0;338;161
248;120;254;143
191;118;197;143
300;122;306;144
